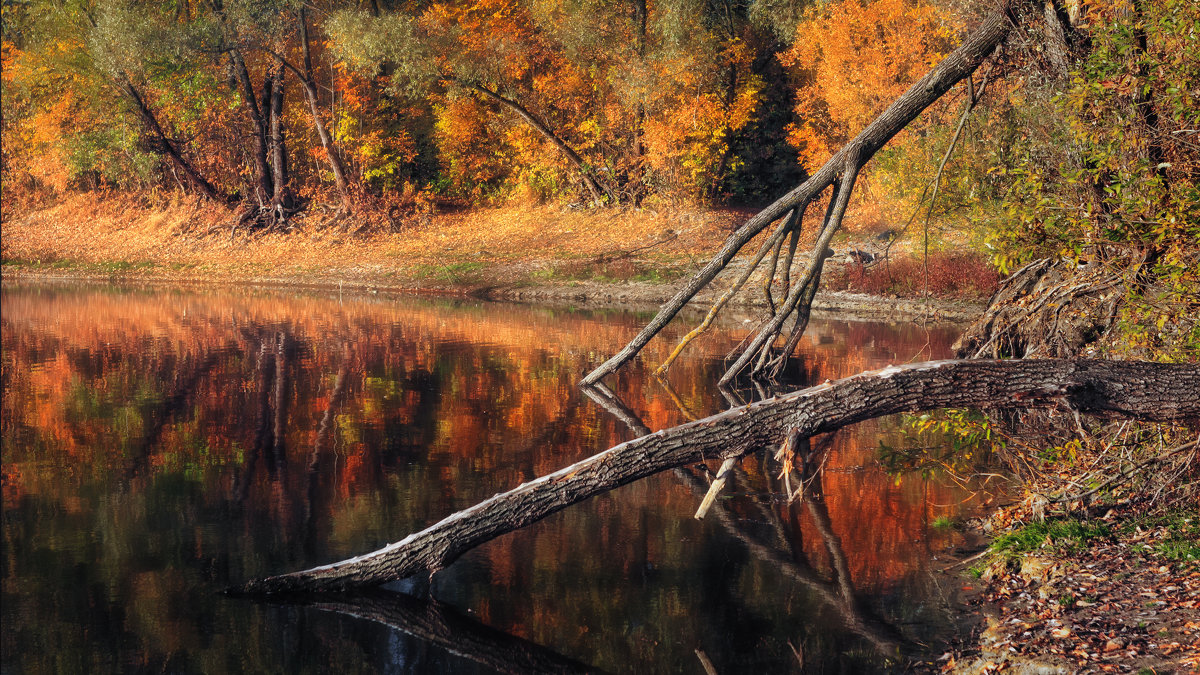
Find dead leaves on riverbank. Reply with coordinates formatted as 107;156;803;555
947;504;1200;674
4;190;985;301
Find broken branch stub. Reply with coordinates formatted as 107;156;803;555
233;359;1199;595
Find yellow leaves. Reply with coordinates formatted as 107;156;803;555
0;40;19;84
780;0;960;169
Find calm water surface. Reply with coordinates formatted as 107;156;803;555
2;282;987;673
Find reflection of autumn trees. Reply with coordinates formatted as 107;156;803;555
2;284;975;671
583;383;947;661
4;285;963;568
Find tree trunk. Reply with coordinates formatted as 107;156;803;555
298;6;352;205
584;382;913;655
633;0;647;163
119;79;225;201
231;358;1199;595
463;81;614;205
580;0;1025;385
268;57;293;212
230;47;275;203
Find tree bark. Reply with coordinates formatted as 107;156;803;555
229;45;275;202
232;358;1199;595
298;6;352;204
268;57;292;211
632;0;647;162
584;381;912;655
580;0;1025;385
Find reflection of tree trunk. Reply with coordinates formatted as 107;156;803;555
234;359;1199;594
236;341;277;503
587;385;908;656
295;590;602;674
674;466;909;655
127;352;222;478
306;344;353;554
311;344;352;468
802;463;857;607
269;332;290;477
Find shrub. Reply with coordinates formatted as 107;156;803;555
823;252;1000;300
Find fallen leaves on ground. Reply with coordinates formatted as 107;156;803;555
945;503;1200;674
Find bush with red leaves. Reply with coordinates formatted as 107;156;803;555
824;252;1000;300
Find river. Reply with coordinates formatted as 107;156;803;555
1;281;990;673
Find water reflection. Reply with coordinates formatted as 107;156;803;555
586;384;909;660
294;590;600;674
3;281;980;672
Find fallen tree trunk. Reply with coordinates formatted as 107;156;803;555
585;383;913;656
232;359;1199;595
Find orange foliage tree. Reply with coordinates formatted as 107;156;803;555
0;0;840;210
779;0;960;170
327;0;786;205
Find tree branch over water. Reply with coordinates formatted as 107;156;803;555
232;359;1199;595
580;0;1027;385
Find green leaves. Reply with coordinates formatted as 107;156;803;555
326;10;436;98
975;0;1199;358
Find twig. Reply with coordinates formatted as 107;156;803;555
591;232;678;264
922;69;992;299
1046;437;1199;504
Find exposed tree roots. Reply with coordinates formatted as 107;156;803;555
954;257;1127;359
231;194;309;237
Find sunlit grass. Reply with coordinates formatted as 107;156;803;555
990;518;1111;556
2;192;743;290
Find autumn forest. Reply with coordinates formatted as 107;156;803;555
0;0;1180;216
3;0;1200;671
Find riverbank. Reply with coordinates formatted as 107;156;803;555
1;191;991;321
946;500;1200;673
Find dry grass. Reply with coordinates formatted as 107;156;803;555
2;191;997;303
1;191;745;290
